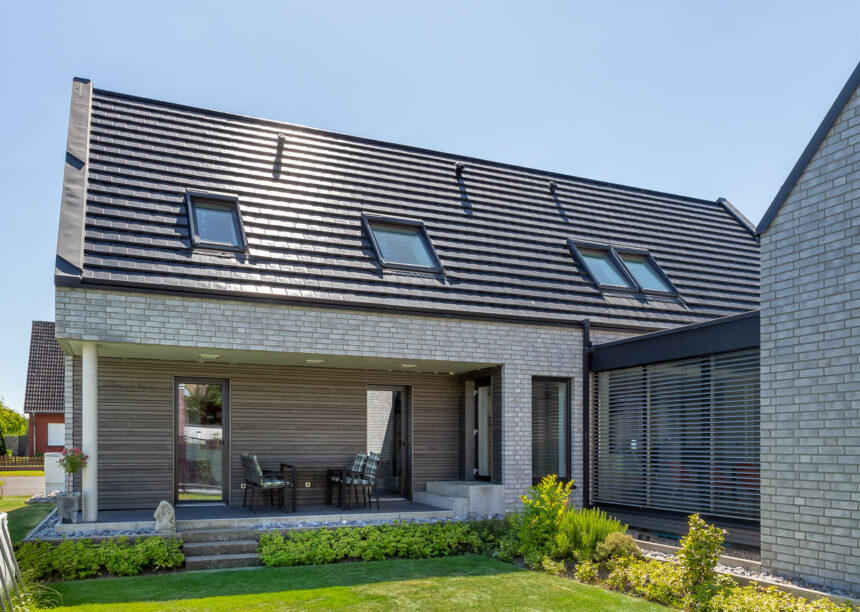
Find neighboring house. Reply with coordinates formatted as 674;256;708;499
23;321;66;456
53;78;759;523
756;62;860;591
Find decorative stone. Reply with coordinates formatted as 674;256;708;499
56;492;80;524
153;500;175;533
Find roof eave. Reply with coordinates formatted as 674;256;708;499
756;61;860;236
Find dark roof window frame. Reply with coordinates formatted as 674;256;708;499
567;240;678;297
185;190;248;253
361;213;444;274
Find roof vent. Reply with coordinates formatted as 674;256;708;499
455;162;465;177
549;181;558;193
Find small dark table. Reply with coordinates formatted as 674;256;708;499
279;463;298;513
326;466;363;510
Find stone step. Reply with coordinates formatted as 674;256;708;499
179;528;262;543
412;492;468;517
183;539;259;557
425;481;505;517
185;552;262;571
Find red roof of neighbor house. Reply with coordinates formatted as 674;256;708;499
23;321;65;414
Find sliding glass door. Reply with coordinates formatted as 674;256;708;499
176;380;228;504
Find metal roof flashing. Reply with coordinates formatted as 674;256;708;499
55;77;93;283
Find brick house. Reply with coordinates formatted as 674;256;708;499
756;62;860;591
23;321;66;456
53;78;759;523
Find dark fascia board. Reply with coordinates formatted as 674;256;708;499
567;240;679;297
90;85;722;210
361;213;445;274
55;77;93;282
185;190;248;253
591;309;759;372
757;61;860;236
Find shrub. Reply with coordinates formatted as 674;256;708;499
15;536;184;581
258;521;487;567
540;555;566;576
677;513;726;608
553;507;627;563
708;584;853;612
574;560;598;584
593;532;641;567
514;475;573;567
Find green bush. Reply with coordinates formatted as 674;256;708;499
553;507;627;563
708;584;853;612
573;560;598;583
257;521;487;567
593;532;641;567
676;514;726;608
513;475;573;567
16;536;184;581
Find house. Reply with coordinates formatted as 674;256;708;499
23;321;66;456
756;61;860;592
53;78;759;524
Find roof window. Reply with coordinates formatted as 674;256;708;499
568;240;676;295
186;191;247;252
362;214;443;273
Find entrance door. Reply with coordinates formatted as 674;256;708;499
367;387;411;498
475;378;492;481
176;380;228;504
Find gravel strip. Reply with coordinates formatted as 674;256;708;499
28;514;156;540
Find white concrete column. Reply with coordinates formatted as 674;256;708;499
81;342;98;522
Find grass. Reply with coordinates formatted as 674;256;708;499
1;470;44;477
48;555;664;611
0;495;54;543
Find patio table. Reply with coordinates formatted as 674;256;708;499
279;463;298;512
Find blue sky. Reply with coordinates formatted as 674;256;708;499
0;1;858;414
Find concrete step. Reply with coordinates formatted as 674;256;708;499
412;492;468;517
183;539;259;557
179;528;261;543
185;552;262;571
425;481;505;518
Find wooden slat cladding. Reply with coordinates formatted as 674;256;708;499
72;357;461;510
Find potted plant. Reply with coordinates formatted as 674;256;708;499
56;447;87;523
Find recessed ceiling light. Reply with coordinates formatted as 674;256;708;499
399;364;418;368
198;354;220;360
305;359;325;364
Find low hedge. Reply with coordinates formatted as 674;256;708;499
258;521;488;566
16;536;184;581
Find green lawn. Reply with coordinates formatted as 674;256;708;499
49;555;663;611
1;470;45;477
0;495;54;543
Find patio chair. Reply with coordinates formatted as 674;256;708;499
240;452;295;514
327;452;367;510
357;451;381;511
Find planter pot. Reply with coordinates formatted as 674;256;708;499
56;492;80;524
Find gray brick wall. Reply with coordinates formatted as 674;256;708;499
55;287;598;509
760;82;860;590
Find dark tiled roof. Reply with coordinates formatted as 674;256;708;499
56;82;760;330
23;321;64;414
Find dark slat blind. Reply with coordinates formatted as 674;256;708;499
592;349;759;521
532;379;569;481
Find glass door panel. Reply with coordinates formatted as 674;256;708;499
367;388;406;497
476;381;492;480
177;382;225;503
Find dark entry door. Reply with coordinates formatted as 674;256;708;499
367;386;411;498
176;379;229;504
474;378;492;481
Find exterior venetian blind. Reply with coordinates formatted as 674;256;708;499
592;349;759;521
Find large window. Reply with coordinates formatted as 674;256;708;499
568;240;677;295
592;349;759;521
531;378;571;483
186;191;247;252
362;214;443;273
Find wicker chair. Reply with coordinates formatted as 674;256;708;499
357;451;381;510
240;453;295;513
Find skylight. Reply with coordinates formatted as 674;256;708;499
568;240;677;296
362;214;442;273
186;191;246;252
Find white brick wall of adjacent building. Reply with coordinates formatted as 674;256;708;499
759;80;860;591
55;287;613;509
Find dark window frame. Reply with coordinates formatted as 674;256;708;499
186;191;248;252
362;213;444;274
531;376;572;486
567;240;678;297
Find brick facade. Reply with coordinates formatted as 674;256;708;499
759;82;860;590
54;287;617;509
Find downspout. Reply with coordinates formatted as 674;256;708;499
581;319;592;508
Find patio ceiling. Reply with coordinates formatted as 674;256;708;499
60;339;497;374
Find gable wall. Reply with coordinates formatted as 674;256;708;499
759;83;860;591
